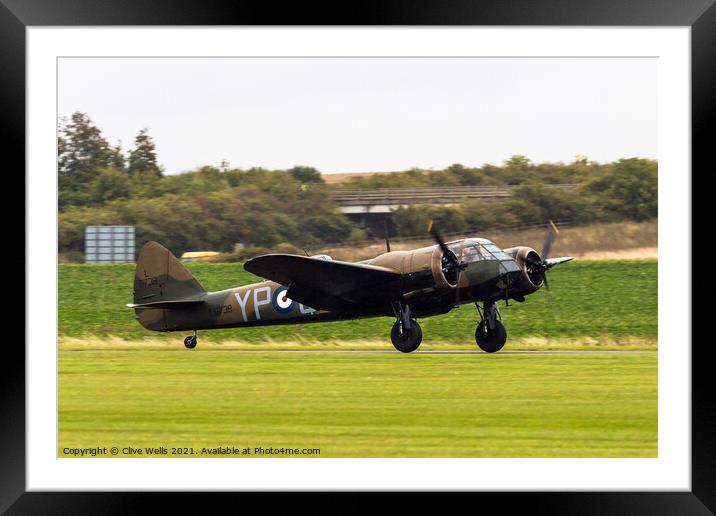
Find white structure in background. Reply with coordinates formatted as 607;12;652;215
85;225;135;264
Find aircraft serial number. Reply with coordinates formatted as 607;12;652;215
211;304;233;315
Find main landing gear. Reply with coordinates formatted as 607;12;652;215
475;301;507;353
390;301;422;353
184;331;197;349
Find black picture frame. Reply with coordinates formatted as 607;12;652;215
5;0;710;512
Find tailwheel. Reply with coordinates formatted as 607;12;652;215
475;320;507;353
391;319;422;353
184;333;197;349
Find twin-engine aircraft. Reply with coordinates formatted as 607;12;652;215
128;223;572;353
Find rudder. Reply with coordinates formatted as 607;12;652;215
133;241;207;330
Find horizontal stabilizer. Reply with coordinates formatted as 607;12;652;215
126;297;205;309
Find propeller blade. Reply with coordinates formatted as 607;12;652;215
541;220;559;260
428;220;466;306
428;220;459;268
544;256;573;270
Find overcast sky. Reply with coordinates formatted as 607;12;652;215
58;57;657;175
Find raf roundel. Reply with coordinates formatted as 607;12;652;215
272;286;295;314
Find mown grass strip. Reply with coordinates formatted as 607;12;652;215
59;350;657;458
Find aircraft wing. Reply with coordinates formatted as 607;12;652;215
244;254;402;311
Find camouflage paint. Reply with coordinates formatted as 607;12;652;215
131;239;539;333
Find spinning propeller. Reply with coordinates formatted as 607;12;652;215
523;220;573;290
427;221;470;307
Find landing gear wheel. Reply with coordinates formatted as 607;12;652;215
391;320;422;353
184;335;197;349
475;320;507;353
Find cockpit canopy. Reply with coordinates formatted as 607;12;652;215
449;238;514;263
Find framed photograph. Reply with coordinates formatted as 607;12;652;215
6;0;711;511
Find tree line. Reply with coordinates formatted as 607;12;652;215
58;112;657;261
59;113;164;209
337;154;648;189
390;158;657;237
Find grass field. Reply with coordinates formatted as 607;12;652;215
59;350;657;458
59;260;657;347
58;259;658;458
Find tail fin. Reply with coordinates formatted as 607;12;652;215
128;242;206;309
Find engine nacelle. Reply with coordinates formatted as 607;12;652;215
507;246;545;296
400;245;460;290
369;245;459;295
429;245;460;289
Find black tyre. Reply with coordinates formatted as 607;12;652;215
184;335;197;349
391;320;422;353
475;320;507;353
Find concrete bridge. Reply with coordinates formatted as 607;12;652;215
331;184;578;215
